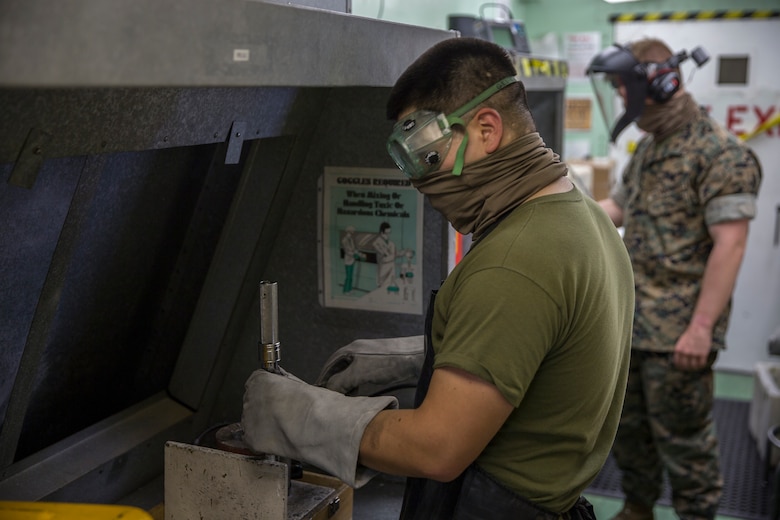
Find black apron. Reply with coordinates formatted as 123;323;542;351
397;290;596;520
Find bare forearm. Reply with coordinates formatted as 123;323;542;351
690;224;748;331
674;220;749;369
359;409;457;481
358;367;513;483
598;198;624;227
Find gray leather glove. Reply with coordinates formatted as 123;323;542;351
241;369;398;488
316;336;424;395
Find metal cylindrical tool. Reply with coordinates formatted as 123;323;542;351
259;280;281;373
256;281;302;483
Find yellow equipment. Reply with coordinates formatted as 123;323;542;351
0;501;153;520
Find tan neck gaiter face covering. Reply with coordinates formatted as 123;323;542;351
410;133;568;240
636;92;699;142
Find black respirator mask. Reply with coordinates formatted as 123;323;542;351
586;44;709;142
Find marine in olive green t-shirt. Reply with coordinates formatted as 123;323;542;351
431;186;634;511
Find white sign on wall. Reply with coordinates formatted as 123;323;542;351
318;167;424;315
564;32;602;83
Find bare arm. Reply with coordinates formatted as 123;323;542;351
598;198;624;227
673;219;749;370
358;366;513;482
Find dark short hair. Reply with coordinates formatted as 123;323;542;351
386;38;536;133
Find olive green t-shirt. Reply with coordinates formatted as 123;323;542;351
431;186;634;512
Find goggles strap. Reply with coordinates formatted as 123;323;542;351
445;75;520;176
450;75;520;119
448;115;469;177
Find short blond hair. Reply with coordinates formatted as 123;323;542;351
628;38;673;64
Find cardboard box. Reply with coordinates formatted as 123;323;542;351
567;159;614;201
300;471;353;520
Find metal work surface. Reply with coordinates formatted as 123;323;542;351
0;394;192;502
0;0;450;88
0;0;454;504
0;87;303;164
0;0;568;508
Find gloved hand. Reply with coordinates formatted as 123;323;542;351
316;336;424;395
241;369;398;488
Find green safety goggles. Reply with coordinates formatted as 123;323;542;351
387;75;520;179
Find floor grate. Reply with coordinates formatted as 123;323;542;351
587;399;774;519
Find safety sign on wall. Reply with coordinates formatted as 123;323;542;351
319;166;424;315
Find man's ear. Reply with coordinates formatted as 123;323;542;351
474;108;504;154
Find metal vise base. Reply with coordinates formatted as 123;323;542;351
165;441;288;519
165;441;337;519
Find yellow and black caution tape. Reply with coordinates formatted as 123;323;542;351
740;113;780;142
611;10;779;23
513;56;569;78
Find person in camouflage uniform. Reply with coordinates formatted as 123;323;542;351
588;38;762;520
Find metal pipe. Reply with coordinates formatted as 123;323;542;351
258;281;281;373
256;280;303;484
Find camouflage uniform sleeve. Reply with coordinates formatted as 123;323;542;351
610;177;628;209
610;137;653;210
609;155;637;210
700;143;762;226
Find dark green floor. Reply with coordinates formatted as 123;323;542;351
586;370;758;520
